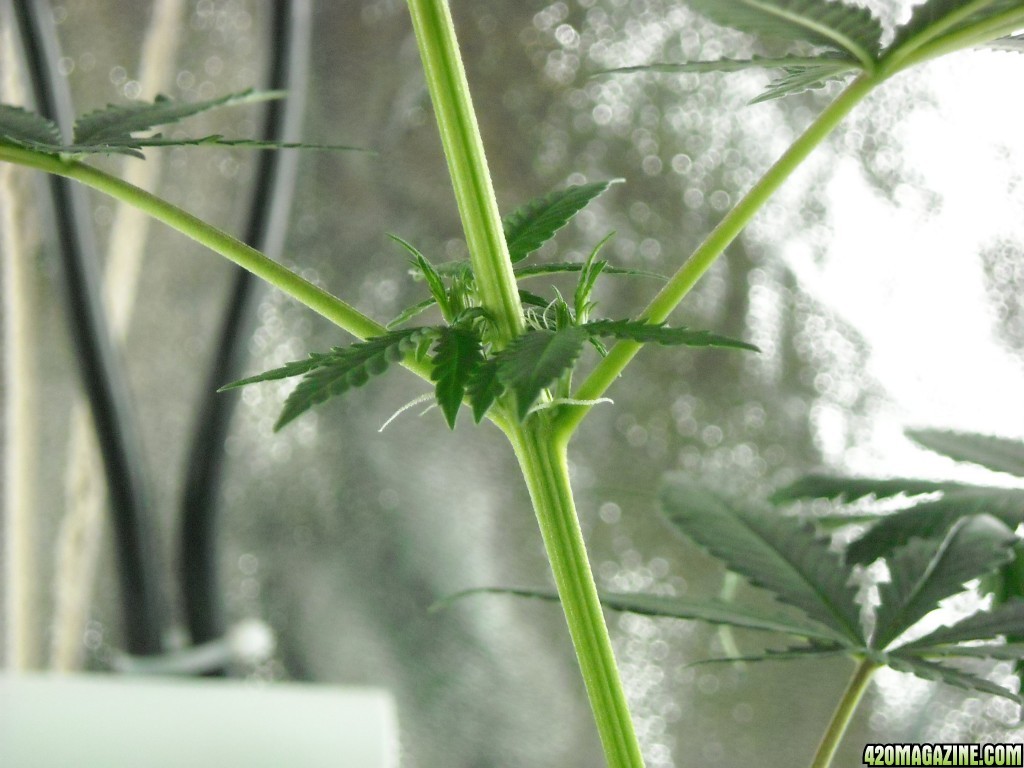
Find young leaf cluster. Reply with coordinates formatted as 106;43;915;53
227;181;758;429
604;0;1024;102
0;90;358;158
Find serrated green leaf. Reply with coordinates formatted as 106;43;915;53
390;234;451;320
661;478;864;643
0;104;61;149
683;642;852;667
771;474;962;504
901;642;1024;661
873;515;1017;649
430;327;483;429
602;54;854;76
899;600;1024;650
750;59;859;102
683;0;884;69
73;89;281;146
583;319;760;351
887;0;1024;64
514;262;666;281
436;586;850;643
219;351;338;390
387;297;438;329
847;488;1024;565
466;358;503;422
496;327;590;419
271;328;435;430
884;652;1021;704
907;428;1024;478
503;180;621;264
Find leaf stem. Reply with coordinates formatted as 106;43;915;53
555;72;877;439
405;0;524;346
0;143;437;377
506;418;645;768
809;657;877;768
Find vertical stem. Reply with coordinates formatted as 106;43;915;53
405;0;524;345
809;658;877;768
507;420;645;768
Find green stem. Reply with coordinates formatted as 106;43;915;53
556;72;878;437
506;419;645;768
0;143;437;383
809;658;877;768
406;0;524;345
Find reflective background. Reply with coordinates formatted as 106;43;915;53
2;1;1023;765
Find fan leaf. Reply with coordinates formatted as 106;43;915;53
496;327;589;419
847;488;1024;565
771;474;963;504
907;428;1024;478
683;0;884;69
873;515;1018;649
750;59;860;102
899;600;1024;649
503;180;620;264
583;319;760;351
73;89;280;146
603;54;853;75
884;652;1021;704
430;327;483;429
257;328;435;430
0;104;61;149
514;262;665;281
441;586;850;643
661;478;864;643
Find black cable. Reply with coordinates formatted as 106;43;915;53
179;0;312;653
10;0;165;655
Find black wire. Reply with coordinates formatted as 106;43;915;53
179;0;312;654
10;0;165;655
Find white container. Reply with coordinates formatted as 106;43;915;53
0;673;399;768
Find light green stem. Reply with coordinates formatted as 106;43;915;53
556;72;877;437
810;658;877;768
405;3;643;765
506;419;645;768
406;0;524;346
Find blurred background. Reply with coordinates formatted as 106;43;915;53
1;1;1023;765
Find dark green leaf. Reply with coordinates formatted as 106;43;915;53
519;289;554;310
271;328;434;430
387;297;438;329
884;652;1021;704
430;327;483;429
771;474;962;504
899;600;1024;649
873;515;1017;648
466;358;503;423
73;89;280;146
496;327;590;419
683;0;884;69
0;104;61;149
907;428;1024;478
583;319;760;351
503;180;620;263
390;234;451;320
661;478;864;643
848;488;1024;565
220;351;338;389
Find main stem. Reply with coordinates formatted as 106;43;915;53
809;658;877;768
507;420;645;768
406;1;642;765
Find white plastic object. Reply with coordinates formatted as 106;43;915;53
0;672;399;768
